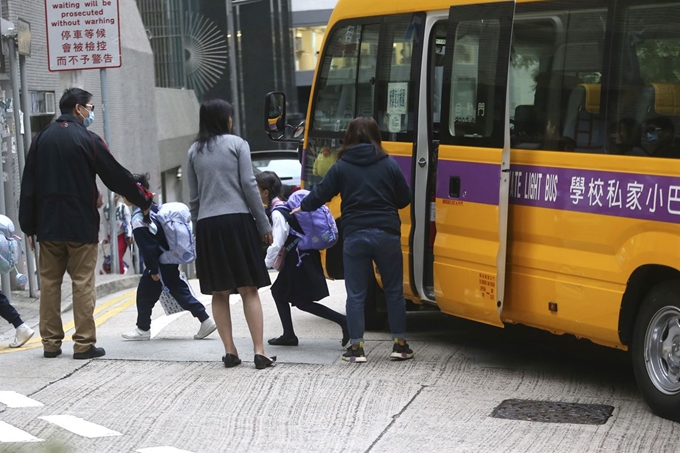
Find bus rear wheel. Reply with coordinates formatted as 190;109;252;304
632;280;680;422
365;276;387;331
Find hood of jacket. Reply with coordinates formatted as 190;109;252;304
340;143;388;166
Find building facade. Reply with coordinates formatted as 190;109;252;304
1;0;161;203
137;0;298;152
290;0;336;117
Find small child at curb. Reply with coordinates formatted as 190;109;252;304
121;173;216;341
256;170;348;347
0;291;34;348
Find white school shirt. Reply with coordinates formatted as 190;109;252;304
264;209;290;269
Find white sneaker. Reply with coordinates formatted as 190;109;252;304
194;318;217;339
121;327;150;341
9;324;34;348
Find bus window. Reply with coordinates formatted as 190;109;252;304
374;14;425;142
509;20;555;150
312;23;380;133
509;4;608;153
448;19;501;141
611;2;680;159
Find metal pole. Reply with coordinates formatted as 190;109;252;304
100;68;119;274
226;0;241;135
9;39;36;297
19;53;38;297
0;139;10;301
0;62;9;301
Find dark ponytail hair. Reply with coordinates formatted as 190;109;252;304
255;171;283;209
195;99;235;153
337;116;384;160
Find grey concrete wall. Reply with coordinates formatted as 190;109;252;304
156;87;200;204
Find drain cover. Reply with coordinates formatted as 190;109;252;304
490;399;614;425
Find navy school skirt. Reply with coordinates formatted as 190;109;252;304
195;213;271;294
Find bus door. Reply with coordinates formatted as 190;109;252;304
412;13;449;302
429;1;515;326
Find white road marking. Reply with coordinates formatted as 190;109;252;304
150;311;186;339
150;283;270;337
136;447;195;453
0;421;43;443
0;391;43;408
39;415;122;438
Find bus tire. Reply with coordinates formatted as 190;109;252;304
365;277;387;331
631;280;680;423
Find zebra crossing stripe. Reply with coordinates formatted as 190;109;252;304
39;415;122;438
0;421;44;443
136;447;195;453
0;391;44;408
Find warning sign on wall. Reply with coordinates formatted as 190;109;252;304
45;0;122;72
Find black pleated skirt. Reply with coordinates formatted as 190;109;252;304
271;247;329;306
195;213;271;295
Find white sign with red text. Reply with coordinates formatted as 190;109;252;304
45;0;122;72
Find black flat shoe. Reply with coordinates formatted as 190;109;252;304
254;354;276;369
44;348;62;358
222;353;242;368
268;336;298;346
73;346;106;360
341;327;350;348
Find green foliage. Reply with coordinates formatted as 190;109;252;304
637;39;680;83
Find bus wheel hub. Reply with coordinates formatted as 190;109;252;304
646;307;680;394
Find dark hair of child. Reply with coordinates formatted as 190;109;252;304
255;171;284;208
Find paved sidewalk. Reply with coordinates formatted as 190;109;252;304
0;272;140;340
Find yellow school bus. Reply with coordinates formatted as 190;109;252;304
265;0;680;422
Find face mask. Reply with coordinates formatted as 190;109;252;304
82;109;95;128
646;131;659;144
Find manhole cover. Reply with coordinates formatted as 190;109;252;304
490;399;614;425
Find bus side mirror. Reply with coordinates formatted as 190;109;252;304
264;92;286;139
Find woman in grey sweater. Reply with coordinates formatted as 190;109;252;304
187;99;275;370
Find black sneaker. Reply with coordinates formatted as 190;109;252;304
342;342;367;363
73;346;106;360
390;340;414;360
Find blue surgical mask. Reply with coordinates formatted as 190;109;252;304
646;131;659;144
83;109;95;128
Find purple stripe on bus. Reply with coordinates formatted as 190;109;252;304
391;155;412;187
436;160;501;205
509;164;680;224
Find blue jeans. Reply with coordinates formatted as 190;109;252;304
343;228;406;345
136;264;209;331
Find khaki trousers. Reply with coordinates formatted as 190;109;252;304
39;241;98;354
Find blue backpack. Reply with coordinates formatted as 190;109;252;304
0;215;21;274
274;190;338;251
155;203;196;264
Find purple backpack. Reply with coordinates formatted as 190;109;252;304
274;189;338;251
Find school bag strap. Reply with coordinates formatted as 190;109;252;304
273;204;305;237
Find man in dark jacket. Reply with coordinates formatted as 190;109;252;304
19;88;152;360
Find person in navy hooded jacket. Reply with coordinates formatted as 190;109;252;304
121;173;216;341
293;117;412;363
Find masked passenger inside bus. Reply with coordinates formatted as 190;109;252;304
628;116;679;158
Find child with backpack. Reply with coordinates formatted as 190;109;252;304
121;173;217;341
0;292;34;348
0;214;34;348
256;171;349;347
